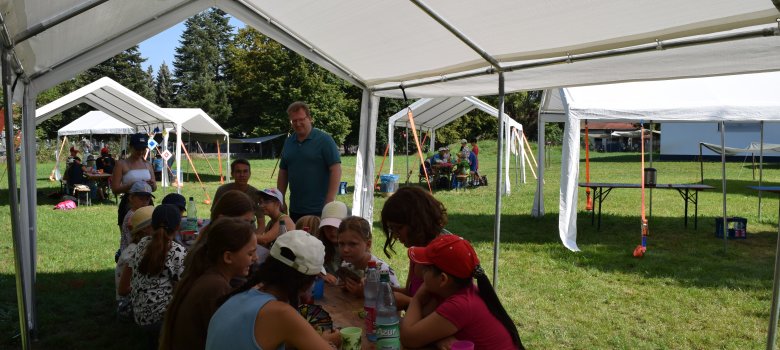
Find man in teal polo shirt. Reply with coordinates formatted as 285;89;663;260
277;101;342;222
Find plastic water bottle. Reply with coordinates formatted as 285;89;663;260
185;197;197;234
364;261;380;342
375;271;400;349
278;217;287;236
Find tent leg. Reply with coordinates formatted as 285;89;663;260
759;121;764;221
720;122;728;253
766;209;780;350
492;72;505;288
3;47;31;349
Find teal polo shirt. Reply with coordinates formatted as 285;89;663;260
280;128;341;214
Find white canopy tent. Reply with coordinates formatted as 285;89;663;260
3;1;780;347
387;96;526;193
57;110;133;137
536;71;780;250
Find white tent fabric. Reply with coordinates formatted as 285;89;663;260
4;0;780;345
386;96;525;193
535;71;780;252
57;110;133;136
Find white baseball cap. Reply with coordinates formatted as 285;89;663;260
270;230;326;275
258;188;284;204
319;201;348;229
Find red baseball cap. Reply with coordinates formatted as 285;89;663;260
407;235;479;279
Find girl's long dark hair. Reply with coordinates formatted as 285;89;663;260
138;226;174;276
433;265;524;349
381;186;447;257
159;217;254;350
219;247;316;309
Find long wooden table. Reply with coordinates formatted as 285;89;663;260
321;283;373;349
579;182;715;230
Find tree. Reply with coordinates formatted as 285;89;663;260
155;62;175;107
225;27;355;144
81;45;155;100
483;90;542;140
173;8;232;124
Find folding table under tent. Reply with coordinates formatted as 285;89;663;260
387;96;526;194
5;1;780;347
535;71;780;252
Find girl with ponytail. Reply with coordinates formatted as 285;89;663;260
159;217;257;350
125;204;186;349
400;235;524;350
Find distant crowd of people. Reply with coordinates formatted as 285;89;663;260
106;101;522;350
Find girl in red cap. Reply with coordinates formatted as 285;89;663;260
401;235;524;350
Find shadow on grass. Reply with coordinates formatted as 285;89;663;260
445;211;776;292
0;270;146;350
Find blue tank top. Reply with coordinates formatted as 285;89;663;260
206;288;282;350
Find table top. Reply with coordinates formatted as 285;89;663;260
85;172;111;180
747;186;780;193
320;283;372;349
579;182;715;190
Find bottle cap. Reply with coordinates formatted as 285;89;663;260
368;260;377;268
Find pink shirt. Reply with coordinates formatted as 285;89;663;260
435;285;516;350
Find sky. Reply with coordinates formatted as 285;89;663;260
138;16;244;74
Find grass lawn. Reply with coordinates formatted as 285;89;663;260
2;141;780;349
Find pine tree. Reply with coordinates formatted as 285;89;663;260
155;62;175;107
173;8;232;123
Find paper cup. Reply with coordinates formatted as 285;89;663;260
339;326;362;350
450;340;475;350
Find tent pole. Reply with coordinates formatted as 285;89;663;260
405;123;409;184
720;122;728;252
21;83;38;338
226;136;231;183
699;143;704;184
492;72;505;287
766;215;780;350
389;118;395;174
3;47;31;350
649;122;653;218
759;121;764;221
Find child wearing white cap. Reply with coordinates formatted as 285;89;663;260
256;188;295;247
317;201;348;284
206;230;341;349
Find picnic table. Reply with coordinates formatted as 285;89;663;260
579;182;715;230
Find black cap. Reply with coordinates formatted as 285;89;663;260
161;193;186;212
129;133;148;150
152;204;182;232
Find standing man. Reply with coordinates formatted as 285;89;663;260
277;101;342;222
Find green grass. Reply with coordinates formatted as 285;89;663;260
2;142;780;349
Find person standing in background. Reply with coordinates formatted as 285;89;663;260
277;101;342;222
212;158;263;231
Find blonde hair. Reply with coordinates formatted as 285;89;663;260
295;215;321;235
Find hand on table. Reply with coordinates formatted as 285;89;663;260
321;329;341;349
322;273;338;285
342;276;363;296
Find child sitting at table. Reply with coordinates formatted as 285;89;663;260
295;215;321;234
318;201;348;285
255;188;295;247
337;216;400;297
115;205;154;321
400;235;524;350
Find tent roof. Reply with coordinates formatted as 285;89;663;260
57;110;134;137
164;108;229;137
4;1;780;100
36;77;177;131
389;96;502;130
541;71;780;122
